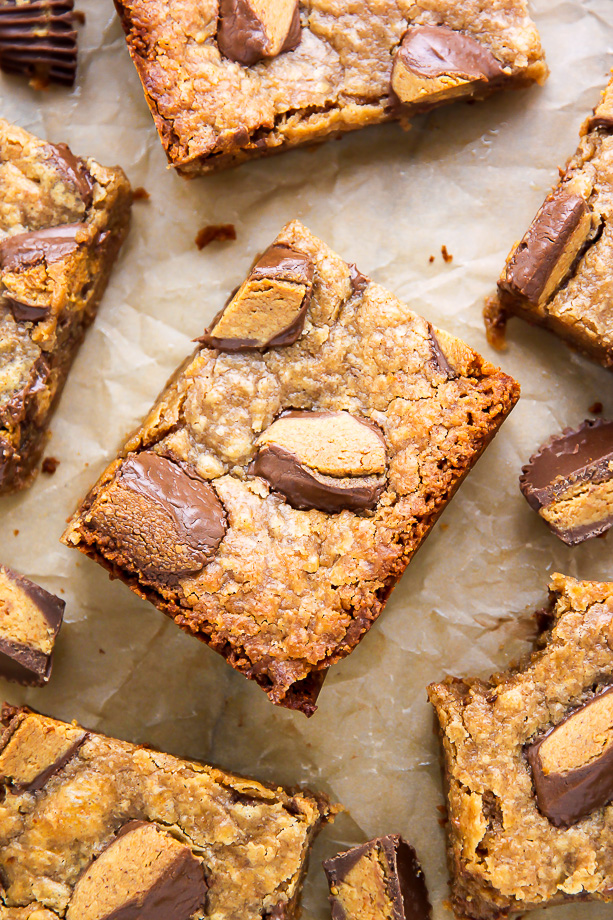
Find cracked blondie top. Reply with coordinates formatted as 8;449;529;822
485;71;613;370
428;574;613;920
0;705;331;920
0;118;132;494
63;220;519;715
113;0;547;175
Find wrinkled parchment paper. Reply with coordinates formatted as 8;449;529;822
1;2;613;916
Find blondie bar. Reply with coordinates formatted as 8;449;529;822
0;565;64;684
0;705;331;919
485;72;613;370
63;220;519;714
113;0;547;175
429;574;613;919
323;834;431;920
0;118;132;493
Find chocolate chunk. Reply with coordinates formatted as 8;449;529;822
391;25;504;107
88;452;227;579
0;223;88;271
519;419;613;545
349;263;370;297
324;834;432;920
525;687;613;827
0;0;79;87
45;142;95;208
0;710;86;792
428;325;456;378
200;244;314;351
217;0;301;67
253;411;387;513
0;565;65;686
66;821;208;920
4;298;51;322
500;188;594;306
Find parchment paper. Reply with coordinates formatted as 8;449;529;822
1;2;613;917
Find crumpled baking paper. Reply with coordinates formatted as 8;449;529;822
1;1;613;917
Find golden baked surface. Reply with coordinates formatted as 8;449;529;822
0;119;132;494
429;575;613;920
114;0;547;173
486;72;613;370
0;706;330;920
64;220;519;713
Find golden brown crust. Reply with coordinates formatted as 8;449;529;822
63;220;519;714
0;118;132;493
0;706;332;919
487;70;613;371
113;0;547;175
428;575;613;920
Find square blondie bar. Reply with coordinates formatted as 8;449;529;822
114;0;547;175
0;118;132;493
63;220;519;714
0;705;330;919
486;72;613;370
429;574;613;920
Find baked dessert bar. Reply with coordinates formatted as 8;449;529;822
0;1;80;88
63;220;519;715
428;574;613;920
485;72;613;370
0;118;132;494
520;419;613;545
323;834;431;920
113;0;547;175
0;704;331;919
0;565;64;684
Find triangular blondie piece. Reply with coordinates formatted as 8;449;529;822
429;575;613;919
486;72;613;370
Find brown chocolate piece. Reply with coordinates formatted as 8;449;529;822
200;244;314;351
45;142;95;208
323;834;432;920
519;419;613;544
525;686;613;827
0;0;79;87
217;0;301;67
253;411;387;513
0;223;88;271
500;188;594;306
429;325;456;378
391;25;504;107
66;821;208;920
88;452;227;579
0;565;65;685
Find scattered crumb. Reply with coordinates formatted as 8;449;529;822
429;255;435;263
13;530;18;537
438;817;448;827
589;401;604;414
195;223;237;250
133;187;150;201
73;10;86;24
42;457;59;475
99;648;106;655
441;245;453;263
440;523;449;532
